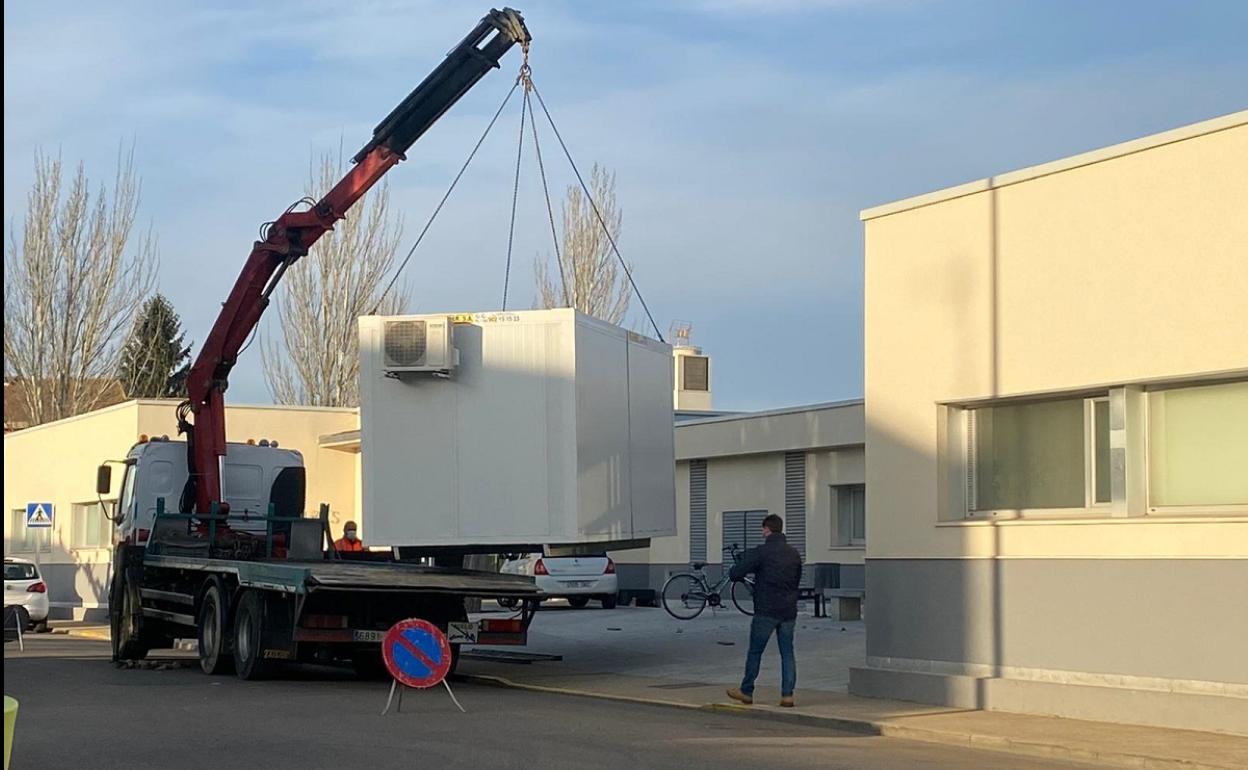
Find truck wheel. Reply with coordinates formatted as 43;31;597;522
112;571;150;661
198;580;234;675
567;596;590;609
232;591;272;681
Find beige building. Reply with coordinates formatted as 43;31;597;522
851;111;1248;734
615;401;866;599
3;400;357;619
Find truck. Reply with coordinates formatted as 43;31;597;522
97;8;542;680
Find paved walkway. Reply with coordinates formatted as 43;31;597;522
458;605;1248;770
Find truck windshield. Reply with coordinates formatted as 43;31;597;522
119;464;138;523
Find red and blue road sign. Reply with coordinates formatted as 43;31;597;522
381;618;452;689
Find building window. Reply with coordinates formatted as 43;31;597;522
968;395;1111;513
722;510;768;554
72;502;115;549
833;484;865;546
1147;380;1248;508
682;356;709;392
8;508;51;554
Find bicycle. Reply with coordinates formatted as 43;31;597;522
661;544;756;620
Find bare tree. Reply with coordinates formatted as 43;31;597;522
262;149;408;407
534;164;631;325
4;148;156;426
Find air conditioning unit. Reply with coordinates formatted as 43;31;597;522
381;317;457;373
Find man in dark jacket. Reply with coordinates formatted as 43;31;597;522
726;514;802;707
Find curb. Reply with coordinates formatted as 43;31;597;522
463;674;1242;770
64;628;110;642
59;628;197;653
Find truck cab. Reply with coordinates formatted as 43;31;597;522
107;437;306;544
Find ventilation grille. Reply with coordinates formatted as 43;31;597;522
682;355;709;391
689;460;707;563
722;510;768;554
784;452;811;588
384;320;427;367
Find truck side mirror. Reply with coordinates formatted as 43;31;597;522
96;464;112;495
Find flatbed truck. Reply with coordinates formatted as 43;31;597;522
98;8;542;680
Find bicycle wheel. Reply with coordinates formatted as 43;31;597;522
661;573;709;620
730;579;755;616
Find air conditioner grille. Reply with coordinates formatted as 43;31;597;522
682;355;709;391
384;320;427;366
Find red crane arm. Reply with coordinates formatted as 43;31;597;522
179;8;530;515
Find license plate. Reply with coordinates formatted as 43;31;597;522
447;621;479;644
562;580;592;588
352;629;386;643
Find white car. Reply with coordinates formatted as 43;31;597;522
4;557;50;632
500;553;618;609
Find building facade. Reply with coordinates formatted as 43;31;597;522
615;401;866;598
3;400;357;619
851;112;1248;734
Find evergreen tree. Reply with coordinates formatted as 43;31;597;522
118;293;192;398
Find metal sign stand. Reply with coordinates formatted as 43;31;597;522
381;678;465;715
378;618;465;715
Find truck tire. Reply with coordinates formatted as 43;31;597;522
567;596;590;609
232;591;273;681
112;569;150;662
198;580;234;675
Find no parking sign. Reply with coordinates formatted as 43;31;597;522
381;618;452;689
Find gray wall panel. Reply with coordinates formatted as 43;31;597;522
865;558;1248;685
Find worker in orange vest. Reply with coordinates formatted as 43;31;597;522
334;521;364;553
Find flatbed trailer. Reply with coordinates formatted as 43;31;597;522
110;504;541;679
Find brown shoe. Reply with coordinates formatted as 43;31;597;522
779;696;796;708
726;688;753;705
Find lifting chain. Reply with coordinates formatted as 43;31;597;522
380;38;665;341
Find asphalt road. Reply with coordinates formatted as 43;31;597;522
4;636;1094;770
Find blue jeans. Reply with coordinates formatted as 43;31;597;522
740;614;796;697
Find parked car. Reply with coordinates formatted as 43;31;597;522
500;553;618;609
4;557;50;632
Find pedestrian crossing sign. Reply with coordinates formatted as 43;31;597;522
25;502;54;528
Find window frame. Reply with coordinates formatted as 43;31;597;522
71;500;116;550
966;394;1107;519
1143;381;1248;516
946;377;1248;521
831;484;866;547
1086;397;1112;509
8;508;51;554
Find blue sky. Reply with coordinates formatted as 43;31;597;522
5;0;1246;410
